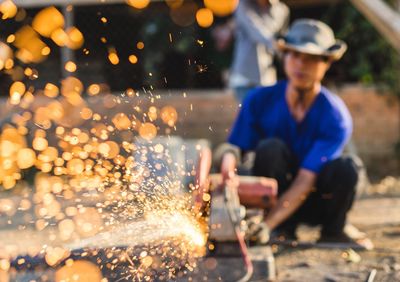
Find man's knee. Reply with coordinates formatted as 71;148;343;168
318;156;362;193
333;156;361;186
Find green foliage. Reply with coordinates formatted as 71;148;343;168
323;2;400;95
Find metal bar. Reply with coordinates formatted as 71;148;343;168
13;0;125;8
13;0;166;8
11;0;346;8
283;0;343;8
60;5;75;79
366;269;377;282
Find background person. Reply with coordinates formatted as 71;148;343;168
229;0;289;102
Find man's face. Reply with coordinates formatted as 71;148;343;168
284;50;331;91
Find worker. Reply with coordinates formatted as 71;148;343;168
227;19;372;249
228;0;289;102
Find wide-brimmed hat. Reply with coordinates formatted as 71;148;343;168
276;19;347;61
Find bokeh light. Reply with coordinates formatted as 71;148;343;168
14;25;48;63
9;81;25;97
41;46;51;56
108;48;119;65
166;0;184;9
0;2;209;280
16;148;36;169
139;122;157;140
44;83;60;98
32;6;65;37
55;260;103;282
170;0;198;27
126;0;150;9
51;28;68;47
128;54;138;64
0;0;17;20
196;8;214;28
45;247;70;266
136;41;144;50
74;207;103;237
65;61;77;73
6;34;15;43
61;76;84;97
204;0;239;16
66;26;84;49
161;106;178;127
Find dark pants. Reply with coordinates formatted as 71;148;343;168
252;138;362;235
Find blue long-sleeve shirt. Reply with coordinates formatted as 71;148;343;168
228;81;353;173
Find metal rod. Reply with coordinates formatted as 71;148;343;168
61;5;75;79
14;0;171;8
366;269;377;282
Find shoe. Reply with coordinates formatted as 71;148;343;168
269;227;297;244
318;224;374;250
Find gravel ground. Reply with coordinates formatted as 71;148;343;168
274;188;400;282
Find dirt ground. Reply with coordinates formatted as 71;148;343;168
274;178;400;282
1;178;399;281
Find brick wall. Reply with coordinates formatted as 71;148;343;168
0;84;399;177
334;85;400;177
156;86;400;177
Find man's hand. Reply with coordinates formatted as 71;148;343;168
249;221;271;244
265;169;316;230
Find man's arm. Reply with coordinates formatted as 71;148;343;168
264;168;317;230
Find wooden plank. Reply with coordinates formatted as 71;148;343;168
350;0;400;52
283;0;343;7
13;0;125;8
15;0;343;8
